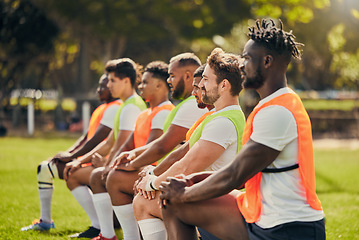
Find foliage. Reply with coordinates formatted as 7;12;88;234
0;0;59;110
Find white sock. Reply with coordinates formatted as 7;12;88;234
39;188;53;223
113;204;141;240
92;193;116;239
138;218;167;240
71;186;100;229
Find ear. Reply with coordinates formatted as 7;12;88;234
185;71;192;82
221;79;230;92
264;55;273;68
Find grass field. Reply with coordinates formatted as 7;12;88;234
0;137;358;239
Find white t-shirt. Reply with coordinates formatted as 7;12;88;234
171;98;208;129
151;101;172;130
250;87;324;228
100;100;122;129
200;105;240;171
119;96;143;131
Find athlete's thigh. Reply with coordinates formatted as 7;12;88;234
70;165;95;185
106;169;141;195
164;191;248;239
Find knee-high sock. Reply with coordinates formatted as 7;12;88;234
71;186;100;229
39;188;52;223
113;204;141;240
138;218;167;240
92;193;116;238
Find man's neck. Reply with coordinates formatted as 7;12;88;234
120;89;136;102
257;74;287;99
149;96;169;109
214;95;239;112
105;97;119;104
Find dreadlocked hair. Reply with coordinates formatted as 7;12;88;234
248;19;304;60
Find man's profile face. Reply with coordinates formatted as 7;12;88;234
107;72;126;99
167;61;185;100
97;76;111;102
200;65;220;105
240;39;266;90
138;72;158;102
191;76;207;109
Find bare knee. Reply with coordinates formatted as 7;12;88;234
133;194;162;221
105;169;120;195
133;194;149;220
89;167;105;188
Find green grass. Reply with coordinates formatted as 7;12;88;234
0;137;122;240
302;99;358;111
0;137;358;239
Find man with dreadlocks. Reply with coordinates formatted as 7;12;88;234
159;19;325;240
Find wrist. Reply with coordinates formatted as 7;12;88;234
145;175;158;191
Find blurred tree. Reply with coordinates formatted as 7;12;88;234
0;0;59;119
30;0;251;96
211;0;359;90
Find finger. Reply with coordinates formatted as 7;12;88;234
150;191;156;199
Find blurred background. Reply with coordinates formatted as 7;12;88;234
0;0;358;138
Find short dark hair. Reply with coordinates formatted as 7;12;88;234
248;19;303;62
207;48;243;96
105;58;139;87
169;53;201;68
194;64;206;78
144;61;170;88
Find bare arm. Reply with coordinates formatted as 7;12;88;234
69;124;112;158
105;129;132;166
153;139;225;189
153;142;189;176
123;124;189;170
160;139;280;203
76;130;115;164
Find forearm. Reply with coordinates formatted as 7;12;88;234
153;143;189;176
77;140;111;164
182;166;236;203
180;140;279;203
70;128;109;158
67;134;87;153
130;141;174;169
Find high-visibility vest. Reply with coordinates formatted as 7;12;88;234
86;100;122;140
188;109;245;154
162;96;195;133
185;111;214;141
113;95;147;140
133;103;175;148
236;92;322;223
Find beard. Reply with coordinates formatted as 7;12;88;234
242;68;265;89
202;87;220;105
197;101;207;109
171;77;185;99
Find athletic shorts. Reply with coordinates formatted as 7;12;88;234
245;219;325;240
197;227;221;240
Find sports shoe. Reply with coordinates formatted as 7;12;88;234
20;219;55;231
69;226;100;238
91;233;118;240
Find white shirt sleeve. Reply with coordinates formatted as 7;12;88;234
171;99;208;129
100;104;121;129
151;109;171;130
250;105;298;151
200;116;237;149
119;104;143;131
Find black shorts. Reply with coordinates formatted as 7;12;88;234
245;219;326;240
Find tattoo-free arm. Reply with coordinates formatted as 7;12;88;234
164;139;280;203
